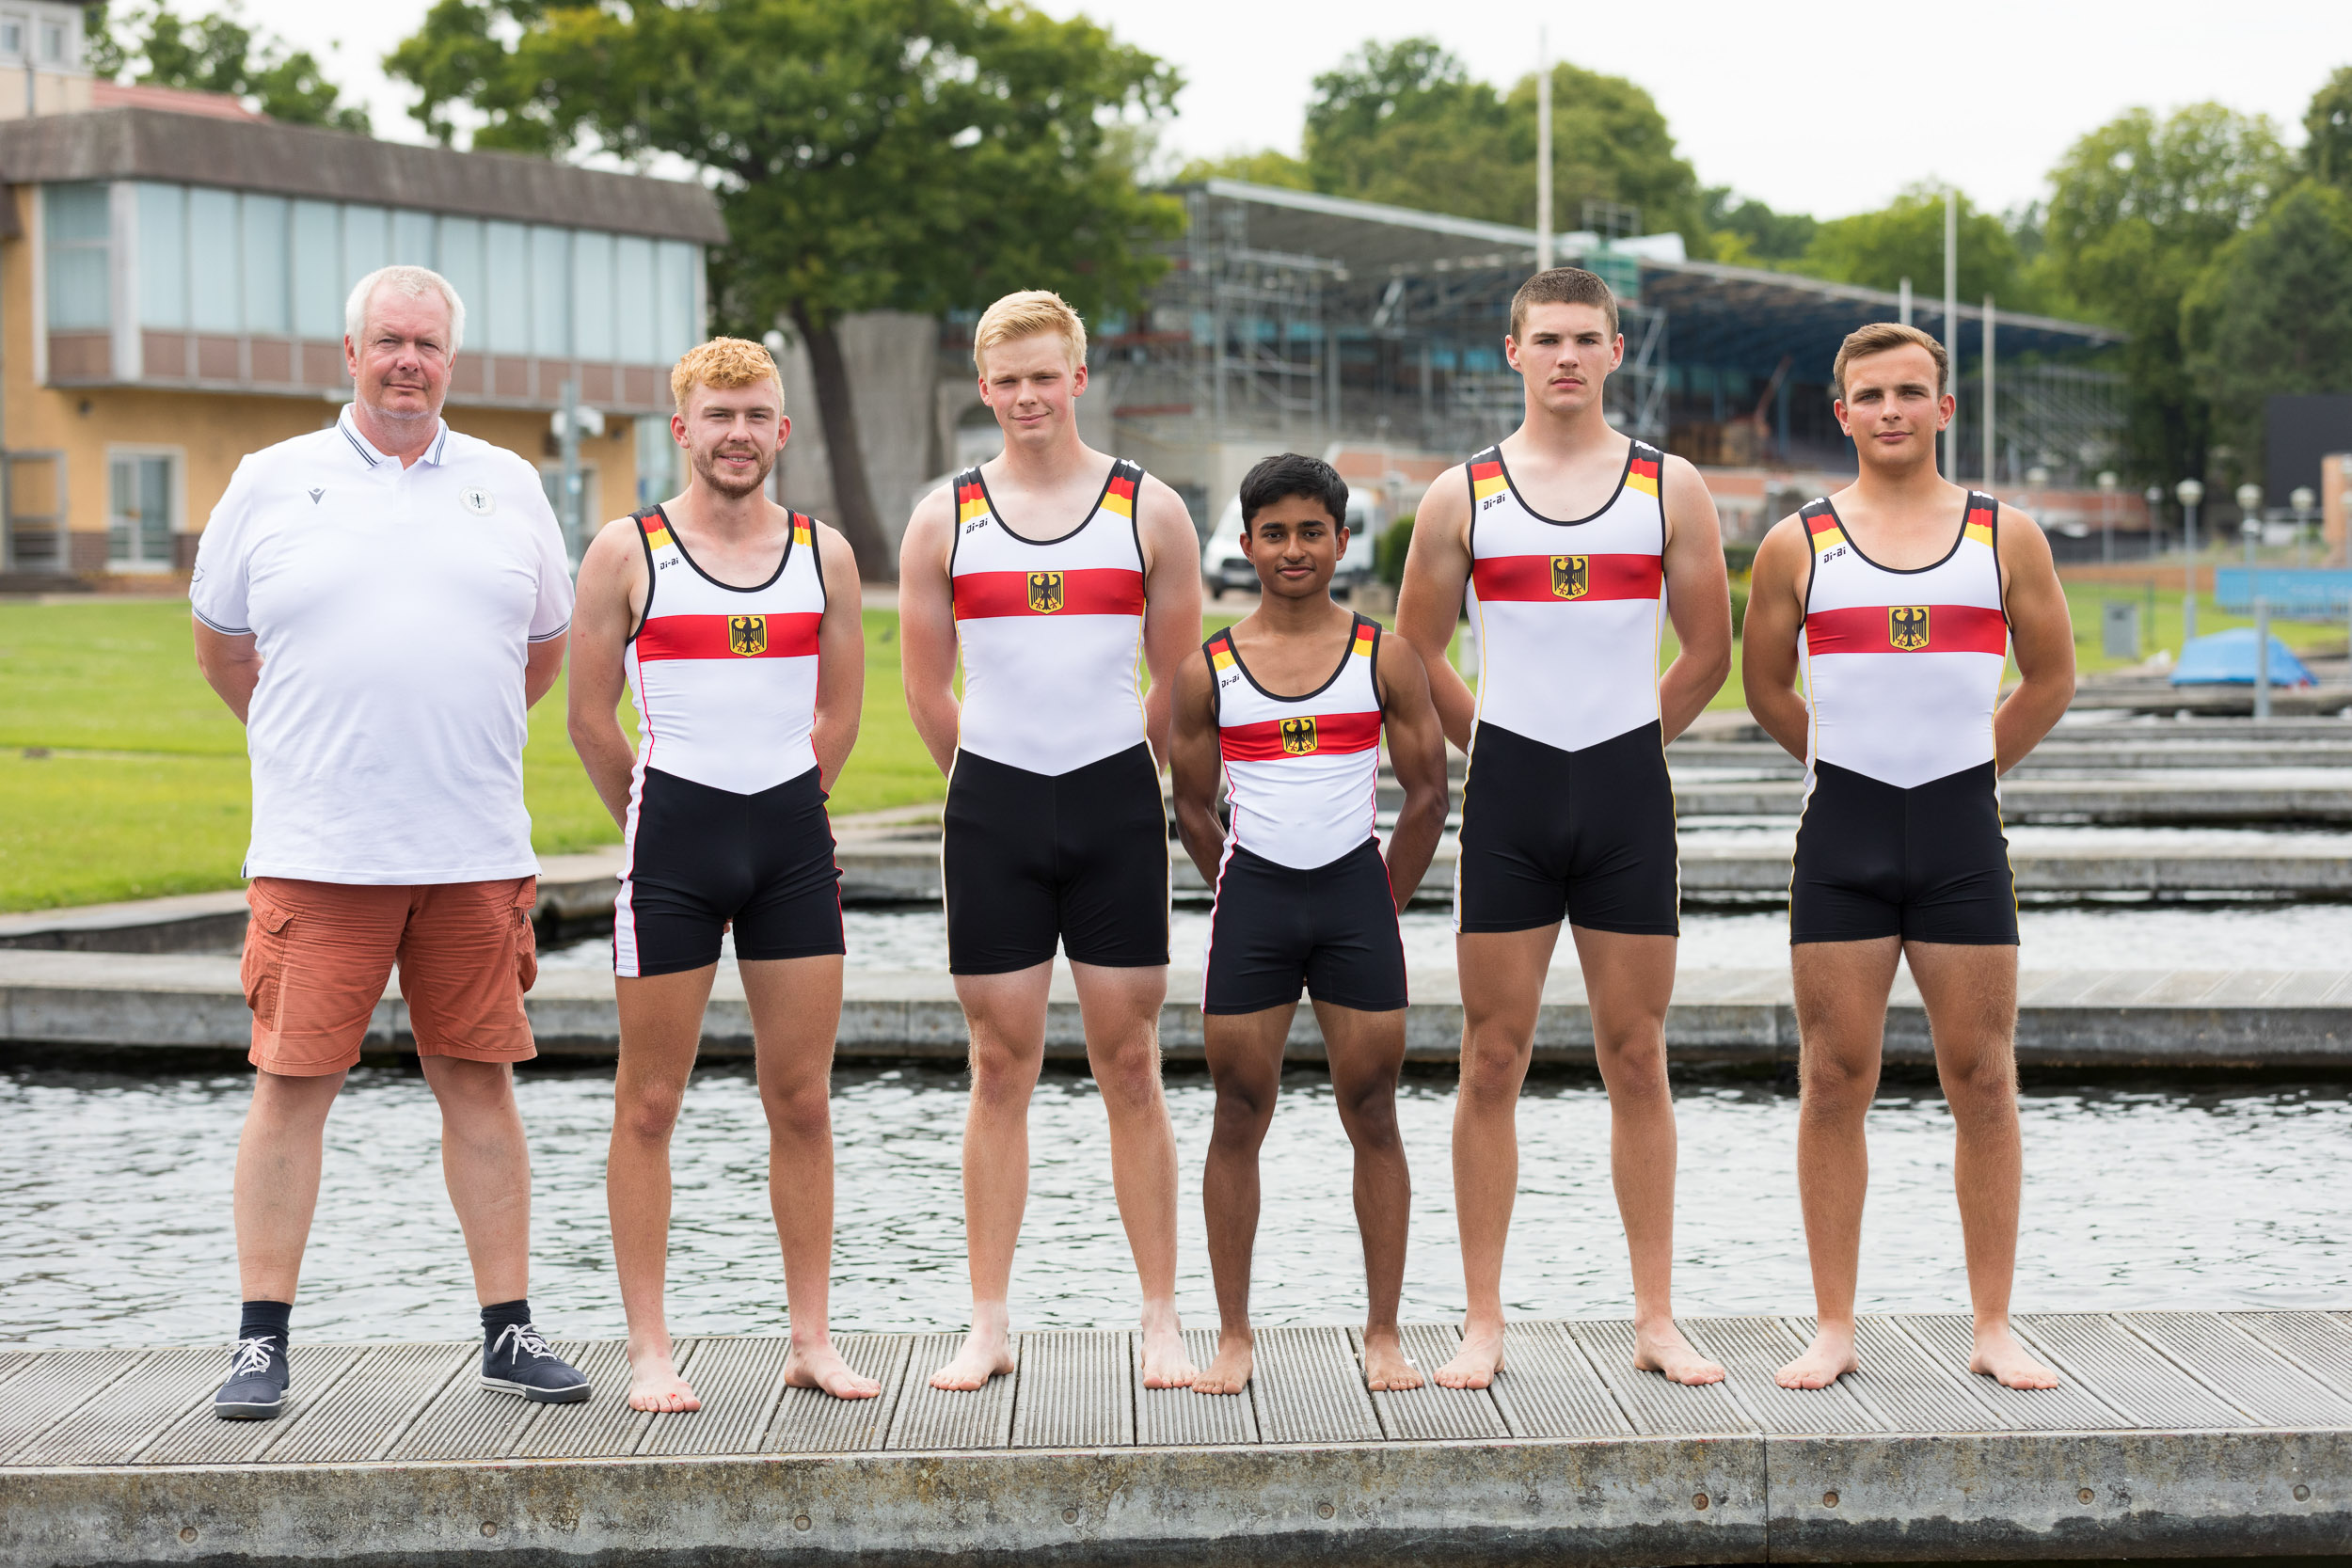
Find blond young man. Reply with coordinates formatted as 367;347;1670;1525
569;339;875;1407
1396;268;1735;1390
1743;323;2072;1391
899;292;1203;1391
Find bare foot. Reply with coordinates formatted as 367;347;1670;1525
785;1338;882;1401
1971;1323;2060;1389
626;1342;701;1413
1634;1320;1726;1386
929;1323;1017;1390
1361;1327;1422;1392
1190;1329;1252;1396
1775;1323;1859;1389
1138;1311;1199;1390
1435;1322;1504;1389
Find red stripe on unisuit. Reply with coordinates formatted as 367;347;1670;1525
953;567;1145;619
635;612;822;661
1470;552;1663;603
1220;708;1381;761
1806;511;1841;536
1804;603;2008;656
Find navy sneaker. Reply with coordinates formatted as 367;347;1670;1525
482;1321;590;1403
214;1335;291;1419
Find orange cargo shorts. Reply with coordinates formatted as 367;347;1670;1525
240;876;541;1076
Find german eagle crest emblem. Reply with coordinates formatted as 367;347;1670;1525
1027;572;1065;613
1279;717;1319;755
1549;555;1590;599
1889;606;1931;650
727;614;768;657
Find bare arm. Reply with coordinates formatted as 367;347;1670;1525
1168;646;1226;886
1374;634;1449;908
812;521;866;792
1657;455;1733;741
1394;469;1477;752
1136;476;1205;770
191;620;263;725
1740;514;1814;762
1992;509;2075;772
525;635;566;709
565;518;648;828
898;485;962;776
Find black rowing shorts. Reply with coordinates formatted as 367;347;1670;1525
1454;720;1680;937
1789;759;2018;945
1202;840;1407;1015
614;767;845;977
944;743;1169;974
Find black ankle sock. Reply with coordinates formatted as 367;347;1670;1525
238;1300;291;1344
482;1299;532;1338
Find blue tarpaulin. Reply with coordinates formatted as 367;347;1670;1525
2169;628;2317;687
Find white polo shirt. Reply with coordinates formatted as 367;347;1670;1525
191;408;574;885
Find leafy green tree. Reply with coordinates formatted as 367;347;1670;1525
1503;61;1707;250
2044;103;2287;484
2184;180;2352;483
1176;150;1314;190
1796;183;2029;304
2308;66;2352;189
83;2;370;132
387;0;1183;577
1704;188;1816;265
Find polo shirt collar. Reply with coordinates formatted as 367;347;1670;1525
338;405;453;469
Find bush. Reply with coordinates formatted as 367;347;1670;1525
1730;584;1748;639
1377;516;1415;586
1723;540;1758;576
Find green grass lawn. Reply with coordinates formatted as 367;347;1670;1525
5;584;2344;911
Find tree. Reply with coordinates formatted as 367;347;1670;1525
2044;103;2288;484
1797;182;2030;306
1704;188;1816;266
1175;150;1313;191
388;0;1183;578
1299;38;1708;253
2183;180;2352;483
2309;66;2352;190
84;2;370;132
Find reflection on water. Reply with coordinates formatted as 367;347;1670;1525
3;1061;2347;1346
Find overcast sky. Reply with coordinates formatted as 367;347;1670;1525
237;0;2349;221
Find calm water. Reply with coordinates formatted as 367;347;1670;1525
4;1062;2346;1347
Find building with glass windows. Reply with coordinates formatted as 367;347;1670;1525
0;102;724;578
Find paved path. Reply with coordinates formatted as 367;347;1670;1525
5;1310;2347;1565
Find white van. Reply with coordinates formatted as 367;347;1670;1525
1200;493;1381;598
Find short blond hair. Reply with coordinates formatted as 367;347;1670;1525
974;290;1088;374
1834;322;1948;400
670;336;784;413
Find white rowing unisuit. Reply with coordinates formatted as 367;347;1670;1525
948;458;1149;776
190;407;573;884
1206;615;1384;871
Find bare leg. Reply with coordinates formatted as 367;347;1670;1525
1194;1004;1291;1396
607;967;713;1412
1776;937;1899;1388
1437;924;1556;1388
233;1068;348;1303
1314;1000;1420;1392
930;962;1050;1390
1072;960;1197;1389
1569;927;1723;1386
420;1055;534;1309
1906;941;2058;1389
740;955;880;1401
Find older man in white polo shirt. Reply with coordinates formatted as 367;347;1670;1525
190;263;590;1418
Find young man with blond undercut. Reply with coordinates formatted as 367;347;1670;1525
1743;322;2070;1392
569;338;876;1409
1397;267;1735;1391
899;291;1203;1392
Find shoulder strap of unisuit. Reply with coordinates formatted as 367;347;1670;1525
1204;629;1236;721
1627;441;1662;499
1963;492;1997;548
628;507;673;645
1468;447;1506;508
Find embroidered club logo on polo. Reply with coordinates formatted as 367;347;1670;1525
307;488;325;504
948;458;1150;775
1208;617;1383;871
1798;494;2009;790
1465;440;1668;752
461;487;496;516
727;614;769;656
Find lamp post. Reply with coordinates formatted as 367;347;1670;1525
2236;483;2264;572
2291;484;2316;567
2098;470;2119;564
2145;485;2164;564
2176;478;2205;644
